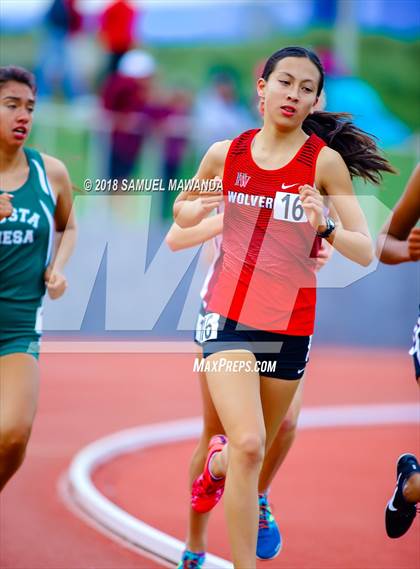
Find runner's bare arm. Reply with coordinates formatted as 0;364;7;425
166;213;224;251
173;140;230;228
376;164;420;264
315;147;374;266
43;154;77;299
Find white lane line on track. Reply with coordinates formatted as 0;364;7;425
58;474;173;568
62;404;419;569
41;341;407;355
42;341;216;353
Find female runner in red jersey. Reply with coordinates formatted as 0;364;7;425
173;46;395;568
167;208;332;567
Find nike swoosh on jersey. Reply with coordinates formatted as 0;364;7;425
281;183;299;190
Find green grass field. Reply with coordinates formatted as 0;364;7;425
1;29;419;129
3;29;418;222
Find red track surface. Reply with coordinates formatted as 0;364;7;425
1;346;419;569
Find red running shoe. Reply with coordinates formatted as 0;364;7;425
191;435;227;513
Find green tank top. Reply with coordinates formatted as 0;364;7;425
0;147;56;303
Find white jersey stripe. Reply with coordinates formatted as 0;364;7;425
32;159;57;205
40;199;54;267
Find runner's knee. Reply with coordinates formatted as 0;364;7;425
0;425;31;467
278;416;298;437
231;432;265;467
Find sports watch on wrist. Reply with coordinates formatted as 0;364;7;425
316;216;336;239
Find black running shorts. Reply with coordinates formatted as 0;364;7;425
194;307;311;380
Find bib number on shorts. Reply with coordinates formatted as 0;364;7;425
195;312;220;344
273;191;307;223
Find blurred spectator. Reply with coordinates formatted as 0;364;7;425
160;88;193;218
101;49;193;221
101;49;157;181
317;46;347;76
36;0;83;99
99;0;139;75
193;68;255;156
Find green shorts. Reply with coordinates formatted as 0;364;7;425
0;334;41;359
0;298;43;360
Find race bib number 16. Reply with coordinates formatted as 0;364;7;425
195;312;220;344
273;191;307;223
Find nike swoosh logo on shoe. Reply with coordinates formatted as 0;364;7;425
388;499;398;512
388;473;402;511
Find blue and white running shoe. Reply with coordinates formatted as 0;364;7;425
256;492;282;560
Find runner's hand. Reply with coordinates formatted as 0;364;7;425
0;193;13;220
175;193;223;227
315;239;333;271
44;266;68;300
408;227;420;261
299;185;325;232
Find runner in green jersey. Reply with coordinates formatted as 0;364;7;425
0;66;76;491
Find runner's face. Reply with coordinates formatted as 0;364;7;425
258;57;320;129
0;81;34;149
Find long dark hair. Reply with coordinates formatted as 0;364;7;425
262;47;396;184
0;66;37;95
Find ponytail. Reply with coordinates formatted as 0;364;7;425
303;111;396;184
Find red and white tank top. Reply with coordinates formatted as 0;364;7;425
207;128;326;335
